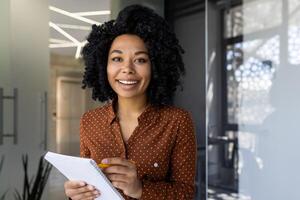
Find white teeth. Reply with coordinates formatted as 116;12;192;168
118;80;138;85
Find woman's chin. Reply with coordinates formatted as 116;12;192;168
116;91;146;100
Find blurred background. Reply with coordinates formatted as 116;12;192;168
0;0;299;199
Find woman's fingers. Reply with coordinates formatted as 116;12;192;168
103;165;129;175
101;157;135;168
111;181;127;191
71;184;98;195
100;157;142;198
107;173;128;183
71;188;100;200
64;181;100;199
64;180;86;189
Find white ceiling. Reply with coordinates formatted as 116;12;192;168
49;0;111;58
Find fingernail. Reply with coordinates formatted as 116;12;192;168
102;159;108;164
79;182;85;186
88;185;94;190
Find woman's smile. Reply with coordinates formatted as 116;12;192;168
117;79;140;91
118;80;138;85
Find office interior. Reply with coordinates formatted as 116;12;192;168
0;0;299;199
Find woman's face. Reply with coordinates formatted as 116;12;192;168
107;34;151;100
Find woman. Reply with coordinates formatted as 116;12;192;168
64;4;197;200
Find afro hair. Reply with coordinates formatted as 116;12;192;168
82;4;185;106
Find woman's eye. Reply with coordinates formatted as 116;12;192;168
135;58;147;64
112;57;122;62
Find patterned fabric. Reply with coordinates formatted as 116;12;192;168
80;102;197;199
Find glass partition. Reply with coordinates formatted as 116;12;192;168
206;0;300;199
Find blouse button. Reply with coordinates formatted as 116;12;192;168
154;162;159;167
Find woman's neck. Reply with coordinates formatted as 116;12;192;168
116;96;148;120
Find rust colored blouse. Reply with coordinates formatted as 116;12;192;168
80;102;197;200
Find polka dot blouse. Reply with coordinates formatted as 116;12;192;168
80;102;197;200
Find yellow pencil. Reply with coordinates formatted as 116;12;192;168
98;163;111;169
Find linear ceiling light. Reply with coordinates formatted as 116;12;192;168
75;46;82;59
49;6;100;25
55;23;92;31
49;43;78;48
75;41;88;59
73;10;111;16
50;38;72;44
49;22;80;45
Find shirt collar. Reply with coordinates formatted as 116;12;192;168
137;104;159;125
107;100;117;125
106;100;159;125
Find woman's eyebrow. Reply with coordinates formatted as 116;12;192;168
135;51;148;55
110;49;123;54
110;50;148;55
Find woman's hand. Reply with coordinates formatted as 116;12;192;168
64;180;100;200
102;158;142;199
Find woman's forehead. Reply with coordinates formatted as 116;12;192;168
110;34;148;52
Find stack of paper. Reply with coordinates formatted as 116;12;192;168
44;152;124;200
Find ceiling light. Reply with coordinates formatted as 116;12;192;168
75;41;88;59
73;10;111;16
49;6;100;25
75;46;82;59
49;43;78;48
55;24;92;30
49;22;80;44
50;38;72;44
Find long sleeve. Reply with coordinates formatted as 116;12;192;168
140;112;197;200
79;114;91;158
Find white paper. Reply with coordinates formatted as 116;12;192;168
44;152;124;200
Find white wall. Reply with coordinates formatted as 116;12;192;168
0;0;11;88
0;0;50;198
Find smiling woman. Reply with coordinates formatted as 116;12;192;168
64;4;197;200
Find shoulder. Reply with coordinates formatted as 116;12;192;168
158;106;195;141
81;103;112;123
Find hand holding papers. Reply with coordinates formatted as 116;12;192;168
44;152;124;200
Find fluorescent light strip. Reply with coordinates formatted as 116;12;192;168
56;23;92;31
75;41;88;59
73;10;111;16
75;46;82;59
49;22;80;44
50;38;71;44
49;6;100;25
49;43;78;48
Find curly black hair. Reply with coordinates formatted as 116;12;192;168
82;4;185;106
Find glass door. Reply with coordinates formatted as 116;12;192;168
206;0;300;199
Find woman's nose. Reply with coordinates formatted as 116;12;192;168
121;60;135;74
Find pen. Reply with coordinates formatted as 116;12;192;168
98;159;136;169
98;163;111;169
